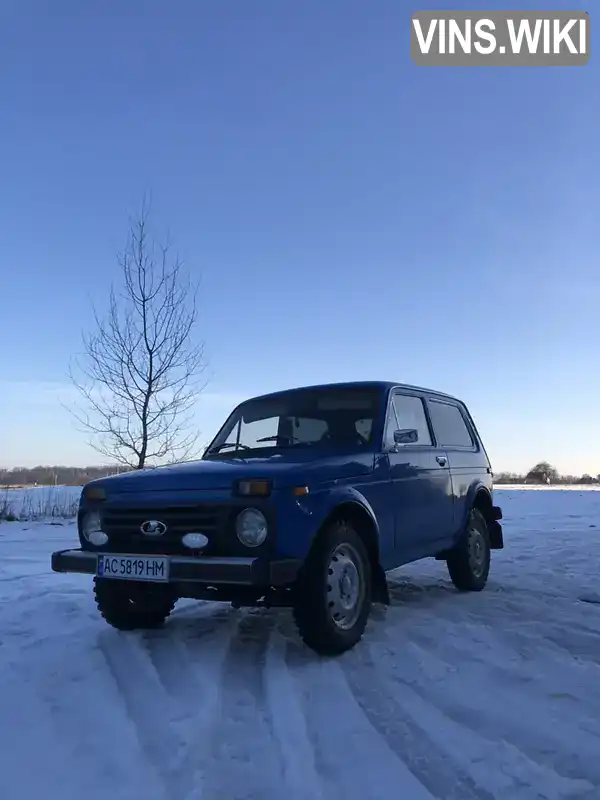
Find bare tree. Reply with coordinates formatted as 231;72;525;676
69;203;207;469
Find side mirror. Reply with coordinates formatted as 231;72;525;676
394;428;418;445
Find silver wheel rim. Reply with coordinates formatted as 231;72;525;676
326;542;365;630
468;527;486;578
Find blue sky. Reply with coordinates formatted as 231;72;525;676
1;0;598;474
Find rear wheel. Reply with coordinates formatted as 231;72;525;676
292;520;372;656
94;578;177;631
446;508;491;591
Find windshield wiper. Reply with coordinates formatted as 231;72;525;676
207;442;252;454
255;435;299;445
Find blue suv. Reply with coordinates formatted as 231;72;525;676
51;381;503;655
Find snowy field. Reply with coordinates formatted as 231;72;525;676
0;484;82;519
1;488;599;800
2;483;598;521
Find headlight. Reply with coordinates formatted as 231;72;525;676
235;508;268;547
81;511;108;546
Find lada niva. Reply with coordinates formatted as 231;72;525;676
51;381;503;655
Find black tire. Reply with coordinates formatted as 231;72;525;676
446;508;491;591
292;520;372;656
94;578;177;631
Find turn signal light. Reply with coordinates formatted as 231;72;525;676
235;479;271;497
84;486;106;501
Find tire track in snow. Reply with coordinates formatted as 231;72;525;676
0;572;60;585
386;579;600;690
461;592;600;669
387;577;600;667
139;605;242;799
98;630;183;792
263;628;326;800
1;632;164;800
396;635;600;795
374;599;600;794
340;640;496;800
99;627;214;800
355;597;599;800
407;619;600;718
142;604;235;701
200;609;286;800
284;638;436;800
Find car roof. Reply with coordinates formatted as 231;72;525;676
244;380;461;404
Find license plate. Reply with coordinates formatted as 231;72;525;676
96;554;170;582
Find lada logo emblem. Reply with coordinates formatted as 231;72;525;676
140;519;167;536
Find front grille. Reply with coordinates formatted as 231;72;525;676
98;502;274;557
101;504;225;555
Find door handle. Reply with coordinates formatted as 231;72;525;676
436;455;447;467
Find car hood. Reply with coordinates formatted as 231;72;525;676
91;450;375;494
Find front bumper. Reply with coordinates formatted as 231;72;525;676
51;548;302;586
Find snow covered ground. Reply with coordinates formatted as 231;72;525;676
0;484;81;519
497;484;600;492
1;488;599;800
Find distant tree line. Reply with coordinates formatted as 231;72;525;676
495;461;600;485
0;465;132;487
1;460;598;488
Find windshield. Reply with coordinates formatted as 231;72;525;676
204;386;382;458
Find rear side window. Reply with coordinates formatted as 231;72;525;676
428;400;474;448
386;394;432;446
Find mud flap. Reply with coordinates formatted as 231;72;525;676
373;563;390;605
488;520;504;550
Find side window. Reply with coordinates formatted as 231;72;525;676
428;401;474;448
393;394;432;446
385;394;432;447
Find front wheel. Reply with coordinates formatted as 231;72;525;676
446;508;491;591
94;578;177;631
292;520;372;656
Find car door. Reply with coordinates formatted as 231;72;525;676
426;397;485;538
384;390;455;562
